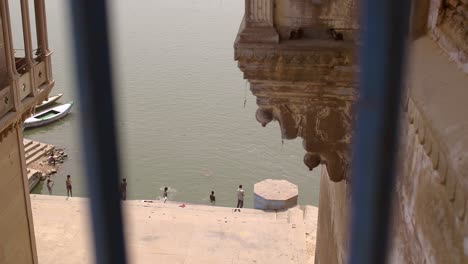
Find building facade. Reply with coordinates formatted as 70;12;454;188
235;0;467;263
0;0;54;263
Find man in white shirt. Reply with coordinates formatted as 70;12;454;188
235;185;244;212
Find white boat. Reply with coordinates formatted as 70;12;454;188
24;102;74;128
36;93;63;110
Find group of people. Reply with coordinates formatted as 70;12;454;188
46;176;246;210
205;184;245;211
46;174;72;197
119;180;245;211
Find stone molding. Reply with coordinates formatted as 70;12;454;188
235;42;357;84
405;94;467;222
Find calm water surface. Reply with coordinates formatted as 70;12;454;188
15;0;321;207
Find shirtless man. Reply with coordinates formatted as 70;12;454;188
66;175;72;197
46;178;54;195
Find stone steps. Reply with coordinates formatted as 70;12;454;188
25;143;47;162
125;200;292;224
23;139;33;148
24;140;41;153
24;140;54;166
27;168;42;191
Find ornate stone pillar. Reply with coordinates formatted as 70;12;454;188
20;0;36;97
246;0;274;27
239;0;279;43
1;0;17;79
34;0;52;84
20;0;33;69
34;0;49;56
1;0;20;110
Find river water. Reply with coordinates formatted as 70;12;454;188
15;0;321;207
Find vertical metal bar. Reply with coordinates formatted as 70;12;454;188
68;1;127;264
350;0;411;263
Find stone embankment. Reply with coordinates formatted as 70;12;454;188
31;195;319;264
24;139;68;191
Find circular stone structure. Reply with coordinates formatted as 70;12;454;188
254;179;298;210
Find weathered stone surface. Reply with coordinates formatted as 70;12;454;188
254;179;298;210
314;168;350;264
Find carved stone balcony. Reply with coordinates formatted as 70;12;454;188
235;0;358;182
0;0;54;139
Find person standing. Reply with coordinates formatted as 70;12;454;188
163;187;168;203
120;178;127;200
46;178;54;195
66;175;72;197
235;185;244;212
209;191;216;205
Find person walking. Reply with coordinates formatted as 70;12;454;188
66;175;72;197
235;185;244;212
209;191;216;204
120;178;127;200
46;178;54;195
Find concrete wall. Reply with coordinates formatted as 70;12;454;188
314;166;350;264
0;127;37;264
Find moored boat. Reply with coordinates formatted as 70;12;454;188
24;101;74;128
36;93;63;110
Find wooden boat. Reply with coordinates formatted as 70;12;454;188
36;93;63;110
24;102;73;128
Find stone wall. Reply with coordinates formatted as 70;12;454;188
274;0;358;40
0;126;37;264
314;167;350;264
313;36;467;264
388;36;468;264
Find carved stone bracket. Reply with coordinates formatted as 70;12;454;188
253;81;355;182
235;32;357;182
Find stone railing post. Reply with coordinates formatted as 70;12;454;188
1;0;21;110
34;0;53;85
246;0;274;27
20;0;34;69
239;0;279;43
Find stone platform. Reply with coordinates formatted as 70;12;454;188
31;195;318;264
254;179;298;210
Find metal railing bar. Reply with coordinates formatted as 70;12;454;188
68;1;127;263
349;0;411;263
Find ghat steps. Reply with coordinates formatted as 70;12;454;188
23;139;54;191
31;195;318;264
